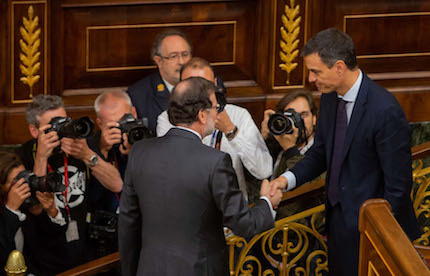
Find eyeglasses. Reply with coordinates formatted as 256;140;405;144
160;51;191;61
208;104;221;113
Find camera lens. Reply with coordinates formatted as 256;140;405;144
268;113;293;135
128;128;144;145
75;121;91;137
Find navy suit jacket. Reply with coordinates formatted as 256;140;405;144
127;70;169;133
291;73;420;240
118;128;274;276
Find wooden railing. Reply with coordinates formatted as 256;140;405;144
56;253;119;276
358;199;430;276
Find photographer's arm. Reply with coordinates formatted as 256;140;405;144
61;138;123;193
33;125;61;177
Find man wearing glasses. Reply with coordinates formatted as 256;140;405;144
127;29;192;132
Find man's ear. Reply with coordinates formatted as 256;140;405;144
334;60;346;76
153;55;162;68
29;124;39;139
312;114;317;127
197;109;207;125
96;118;103;130
131;106;137;119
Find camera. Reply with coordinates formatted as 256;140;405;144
268;108;307;144
45;116;94;139
14;170;65;207
117;113;153;145
215;86;227;113
89;210;118;256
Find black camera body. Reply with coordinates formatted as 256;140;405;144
45;116;94;139
117;113;153;145
88;210;118;256
14;170;65;208
215;86;227;113
268;108;307;144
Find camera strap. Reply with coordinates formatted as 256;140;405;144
209;130;222;150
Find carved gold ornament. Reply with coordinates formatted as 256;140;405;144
227;205;328;276
412;159;430;245
19;5;41;98
279;0;301;85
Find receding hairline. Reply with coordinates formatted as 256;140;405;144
94;90;133;116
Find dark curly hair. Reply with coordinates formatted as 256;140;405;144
168;77;216;126
0;150;23;209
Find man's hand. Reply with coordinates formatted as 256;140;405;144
35;191;58;218
61;137;93;161
261;109;275;140
119;133;132;156
269;176;288;197
273;125;299;151
260;179;283;209
100;122;122;157
6;178;31;211
215;110;235;134
36;124;61;161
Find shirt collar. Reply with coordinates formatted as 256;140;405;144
299;137;314;155
174;126;202;140
162;78;175;93
337;69;362;103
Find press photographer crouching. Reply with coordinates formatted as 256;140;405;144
261;90;325;218
87;90;152;257
15;94;123;275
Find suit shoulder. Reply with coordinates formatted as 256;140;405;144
127;71;159;97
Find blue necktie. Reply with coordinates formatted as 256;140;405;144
328;98;348;206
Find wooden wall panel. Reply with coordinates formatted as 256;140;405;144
2;0;430;144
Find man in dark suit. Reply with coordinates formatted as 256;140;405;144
269;28;420;275
127;29;192;132
119;77;282;276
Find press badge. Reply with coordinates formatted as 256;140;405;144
66;220;80;242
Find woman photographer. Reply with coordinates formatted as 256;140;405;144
0;150;31;270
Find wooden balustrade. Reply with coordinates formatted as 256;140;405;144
358;199;430;276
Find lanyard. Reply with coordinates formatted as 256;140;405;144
210;130;222;150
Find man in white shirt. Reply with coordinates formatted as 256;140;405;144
157;57;273;201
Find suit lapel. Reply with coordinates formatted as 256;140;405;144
151;70;170;111
340;74;369;163
325;92;339;164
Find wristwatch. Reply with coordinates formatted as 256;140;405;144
88;154;99;167
225;126;238;141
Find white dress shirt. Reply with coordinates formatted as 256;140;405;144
157;104;273;201
281;70;363;190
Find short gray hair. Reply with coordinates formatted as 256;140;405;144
94;90;133;117
26;95;64;128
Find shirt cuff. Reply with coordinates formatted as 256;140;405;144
5;205;26;222
260;196;276;219
280;171;297;191
48;206;66;226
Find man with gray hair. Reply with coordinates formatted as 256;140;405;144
119;77;282;276
15;94;122;274
127;29;192;132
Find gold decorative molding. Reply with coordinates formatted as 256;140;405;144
11;1;47;104
279;0;301;85
86;21;237;72
272;0;309;90
19;5;41;98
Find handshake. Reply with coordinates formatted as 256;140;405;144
259;176;289;209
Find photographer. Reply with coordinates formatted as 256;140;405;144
15;95;121;275
261;90;324;218
0;150;30;272
261;90;318;179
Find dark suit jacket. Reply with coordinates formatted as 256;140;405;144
119;128;274;276
291;73;419;240
127;70;170;133
0;207;20;271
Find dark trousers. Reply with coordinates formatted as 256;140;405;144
327;203;360;276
